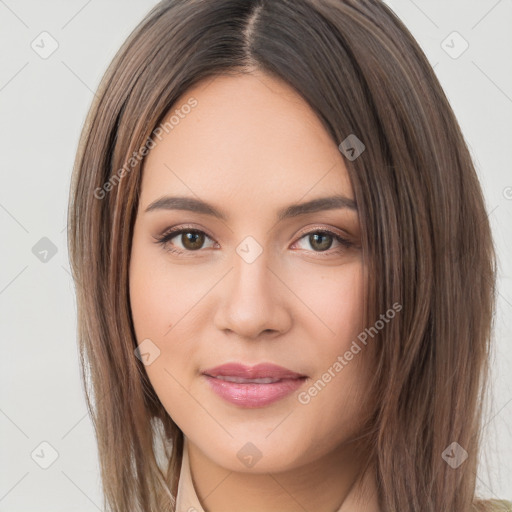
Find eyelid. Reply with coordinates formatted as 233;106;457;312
293;223;349;241
154;223;215;242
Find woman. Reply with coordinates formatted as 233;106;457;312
67;0;511;510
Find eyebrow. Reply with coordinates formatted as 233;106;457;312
144;194;357;221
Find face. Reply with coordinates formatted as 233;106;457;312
129;71;373;473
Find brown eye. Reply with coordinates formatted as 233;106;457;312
293;228;353;256
308;232;334;252
154;227;217;254
180;230;206;250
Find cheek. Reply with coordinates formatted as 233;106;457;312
129;242;210;340
128;241;215;394
290;261;371;431
292;259;366;350
128;244;203;426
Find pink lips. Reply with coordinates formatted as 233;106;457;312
202;363;307;408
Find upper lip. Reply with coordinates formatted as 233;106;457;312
202;363;306;380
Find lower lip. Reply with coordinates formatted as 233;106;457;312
203;375;307;408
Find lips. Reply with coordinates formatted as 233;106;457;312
202;362;306;382
202;363;308;408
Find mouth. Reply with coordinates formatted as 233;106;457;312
201;362;308;408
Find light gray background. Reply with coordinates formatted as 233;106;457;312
0;0;511;510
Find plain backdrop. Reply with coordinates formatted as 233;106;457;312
0;0;511;510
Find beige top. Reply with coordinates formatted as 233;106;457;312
175;438;512;512
175;437;207;512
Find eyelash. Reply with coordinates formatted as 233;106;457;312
152;224;353;258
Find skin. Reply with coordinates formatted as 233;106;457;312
129;71;380;512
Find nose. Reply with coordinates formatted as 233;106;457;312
213;248;292;341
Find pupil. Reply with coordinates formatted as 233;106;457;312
311;233;332;251
183;231;204;250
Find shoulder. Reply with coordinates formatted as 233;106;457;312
482;499;512;511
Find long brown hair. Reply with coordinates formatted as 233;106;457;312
67;0;498;510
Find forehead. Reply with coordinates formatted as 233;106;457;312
140;72;353;213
